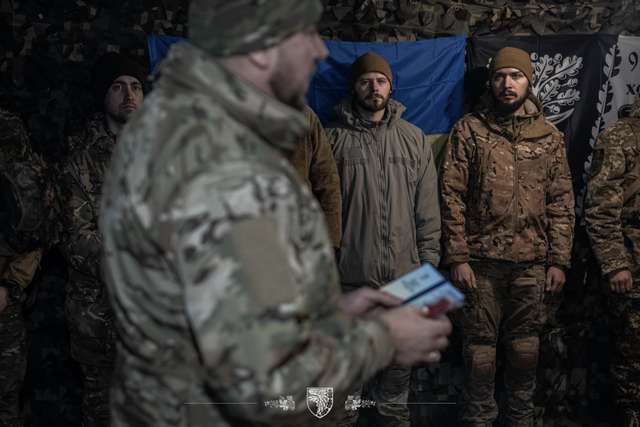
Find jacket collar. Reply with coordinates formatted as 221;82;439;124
155;42;307;152
474;93;553;140
334;97;406;130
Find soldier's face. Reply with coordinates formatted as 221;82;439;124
491;67;529;114
104;75;144;123
271;28;328;111
354;72;391;113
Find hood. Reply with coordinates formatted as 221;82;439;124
474;92;553;140
155;42;307;152
334;97;406;130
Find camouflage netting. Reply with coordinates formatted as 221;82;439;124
0;1;637;426
320;0;640;41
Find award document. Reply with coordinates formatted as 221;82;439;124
381;263;465;316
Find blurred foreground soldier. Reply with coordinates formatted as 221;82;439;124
440;47;575;426
0;109;48;427
288;106;342;250
585;96;640;426
99;1;452;426
326;52;441;427
59;53;145;427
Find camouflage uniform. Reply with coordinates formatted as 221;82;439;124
98;39;397;427
440;95;575;426
59;113;117;427
585;97;640;426
0;109;46;427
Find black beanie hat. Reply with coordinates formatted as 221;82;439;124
92;52;147;107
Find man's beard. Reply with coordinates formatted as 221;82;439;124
108;108;131;124
492;87;529;115
270;63;308;111
356;92;389;113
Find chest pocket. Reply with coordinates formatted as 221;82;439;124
389;156;417;185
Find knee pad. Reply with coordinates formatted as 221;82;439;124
467;345;496;382
506;336;539;370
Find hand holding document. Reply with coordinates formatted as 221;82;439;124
381;264;465;317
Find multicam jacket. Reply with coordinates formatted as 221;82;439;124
440;95;575;268
585;97;640;286
60;113;116;295
0;109;52;258
99;42;395;427
59;113;117;364
327;99;441;288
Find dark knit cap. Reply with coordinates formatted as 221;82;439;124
490;47;534;84
92;52;147;106
350;52;393;87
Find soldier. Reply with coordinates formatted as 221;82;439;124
585;96;640;426
325;51;442;426
440;47;575;426
98;1;452;426
288;106;342;251
58;52;146;427
0;108;48;427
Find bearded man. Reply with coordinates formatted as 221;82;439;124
440;46;575;426
326;51;441;427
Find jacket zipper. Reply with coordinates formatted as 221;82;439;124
513;140;519;263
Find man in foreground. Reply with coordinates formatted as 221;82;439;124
99;1;452;426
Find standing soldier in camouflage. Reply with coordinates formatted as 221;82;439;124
440;47;575;427
325;52;441;427
0;109;49;427
98;1;452;426
288;106;342;251
59;53;146;427
585;96;640;427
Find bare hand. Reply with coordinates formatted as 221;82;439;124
545;266;566;293
339;287;402;317
451;262;476;290
0;286;8;314
608;269;633;294
379;305;452;366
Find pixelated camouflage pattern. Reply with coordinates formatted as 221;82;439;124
189;0;323;56
58;113;116;426
440;95;575;268
99;41;395;427
320;0;640;42
585;97;640;422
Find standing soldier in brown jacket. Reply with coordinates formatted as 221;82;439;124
327;52;441;427
59;53;146;427
289;106;342;250
585;96;640;427
440;47;575;427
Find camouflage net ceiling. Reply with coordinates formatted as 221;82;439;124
320;0;640;41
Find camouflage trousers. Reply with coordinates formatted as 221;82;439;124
457;261;547;427
609;291;640;426
66;284;116;427
338;365;411;427
0;285;26;427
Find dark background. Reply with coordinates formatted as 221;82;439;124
2;1;639;425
